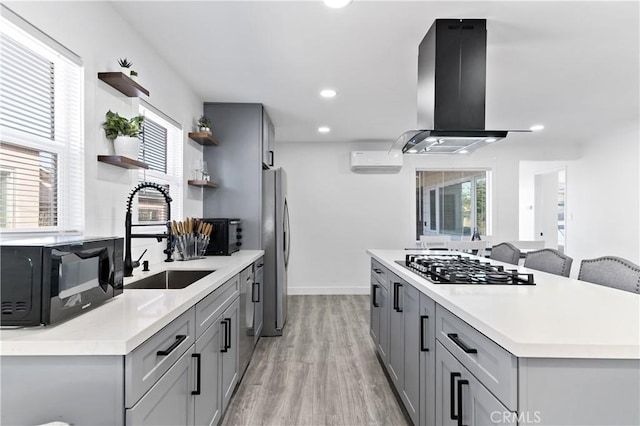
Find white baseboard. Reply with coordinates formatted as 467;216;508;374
288;286;369;295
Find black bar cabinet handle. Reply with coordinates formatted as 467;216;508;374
373;268;383;274
450;372;461;420
252;282;260;303
457;379;469;426
372;284;379;307
191;353;201;395
393;282;403;312
420;315;429;351
225;318;232;349
220;321;228;353
269;150;274;166
157;335;187;356
447;333;478;354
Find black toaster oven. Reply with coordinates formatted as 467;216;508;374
201;218;242;256
0;236;124;326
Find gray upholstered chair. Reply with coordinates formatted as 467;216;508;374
578;257;640;294
524;249;573;277
490;242;521;265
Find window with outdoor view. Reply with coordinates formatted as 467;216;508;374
416;170;491;240
0;7;83;233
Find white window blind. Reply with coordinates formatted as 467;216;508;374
137;103;182;224
0;8;84;233
139;117;167;173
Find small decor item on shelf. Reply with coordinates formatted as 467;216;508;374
102;110;145;159
171;218;213;260
197;115;212;133
118;58;138;79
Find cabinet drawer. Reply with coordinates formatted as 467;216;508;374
195;274;239;338
435;305;517;410
125;307;196;408
371;259;388;289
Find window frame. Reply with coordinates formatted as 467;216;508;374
416;168;492;241
0;6;84;235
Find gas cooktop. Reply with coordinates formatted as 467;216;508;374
397;254;535;285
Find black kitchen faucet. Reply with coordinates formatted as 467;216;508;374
124;182;173;277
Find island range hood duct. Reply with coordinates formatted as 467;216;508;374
396;19;522;155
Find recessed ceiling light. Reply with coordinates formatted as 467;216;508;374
459;150;469;154
485;138;497;143
320;89;337;98
323;0;353;8
407;149;418;153
530;124;545;131
318;126;330;133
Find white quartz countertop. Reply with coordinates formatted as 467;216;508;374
0;250;263;356
368;249;640;359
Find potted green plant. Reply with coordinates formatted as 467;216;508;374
197;115;212;133
118;58;138;79
102;110;144;159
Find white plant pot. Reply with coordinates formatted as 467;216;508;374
113;136;140;159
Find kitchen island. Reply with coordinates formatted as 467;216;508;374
368;249;640;426
0;250;263;425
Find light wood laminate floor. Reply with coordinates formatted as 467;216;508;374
222;295;409;426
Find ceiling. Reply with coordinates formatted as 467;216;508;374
111;1;639;149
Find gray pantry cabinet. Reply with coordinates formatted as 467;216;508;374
0;274;245;426
370;259;640;426
203;103;275;250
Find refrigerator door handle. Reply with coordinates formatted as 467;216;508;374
284;199;290;266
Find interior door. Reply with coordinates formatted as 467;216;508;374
534;170;563;250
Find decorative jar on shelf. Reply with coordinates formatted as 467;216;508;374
113;136;140;159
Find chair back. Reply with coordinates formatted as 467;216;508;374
419;235;451;249
490;242;521;265
578;257;640;294
524;249;573;277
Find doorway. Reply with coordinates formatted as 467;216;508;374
533;168;566;252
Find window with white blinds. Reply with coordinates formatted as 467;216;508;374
137;103;182;224
0;8;83;233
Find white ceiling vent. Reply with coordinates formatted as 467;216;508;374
350;151;403;174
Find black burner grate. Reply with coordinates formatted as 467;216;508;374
396;254;535;285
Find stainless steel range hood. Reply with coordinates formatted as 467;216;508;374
395;19;522;155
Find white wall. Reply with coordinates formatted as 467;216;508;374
4;2;204;266
277;139;582;294
566;123;640;267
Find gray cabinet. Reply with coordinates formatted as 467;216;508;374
388;274;404;388
262;108;275;168
221;297;240;413
401;283;420;425
435;342;516;426
194;317;222;426
203;103;274;250
253;258;264;345
126;344;196;426
370;261;389;363
387;272;421;425
419;293;436;426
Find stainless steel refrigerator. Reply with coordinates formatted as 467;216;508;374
262;168;290;336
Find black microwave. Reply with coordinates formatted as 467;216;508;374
0;236;124;326
201;218;242;256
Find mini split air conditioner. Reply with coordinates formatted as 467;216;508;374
350;151;403;174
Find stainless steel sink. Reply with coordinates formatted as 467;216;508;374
126;270;215;290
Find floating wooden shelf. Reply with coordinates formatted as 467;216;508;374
98;155;149;169
188;180;219;188
188;132;219;146
98;72;149;97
